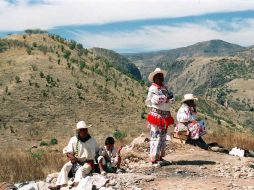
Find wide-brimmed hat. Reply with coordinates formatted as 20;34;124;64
148;68;167;83
181;93;198;103
76;121;92;130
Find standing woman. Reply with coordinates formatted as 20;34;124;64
145;68;175;165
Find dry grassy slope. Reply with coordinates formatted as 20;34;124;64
226;79;254;102
0;34;147;149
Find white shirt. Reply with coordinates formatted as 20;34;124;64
65;136;98;162
99;146;118;159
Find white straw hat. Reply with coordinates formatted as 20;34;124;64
76;121;92;130
181;93;198;103
148;68;167;83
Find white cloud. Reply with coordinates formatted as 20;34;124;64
75;19;254;52
1;0;254;31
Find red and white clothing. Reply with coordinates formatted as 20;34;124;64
175;103;206;139
145;83;174;161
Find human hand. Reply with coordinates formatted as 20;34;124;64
67;153;78;163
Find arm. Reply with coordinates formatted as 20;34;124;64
64;137;78;163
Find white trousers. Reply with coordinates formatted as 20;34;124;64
56;161;92;185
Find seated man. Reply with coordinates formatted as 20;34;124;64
175;94;208;150
49;121;98;190
97;137;122;175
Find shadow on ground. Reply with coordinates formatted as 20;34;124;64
172;160;216;166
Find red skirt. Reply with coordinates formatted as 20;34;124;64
147;111;174;128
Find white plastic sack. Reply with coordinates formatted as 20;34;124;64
229;147;245;157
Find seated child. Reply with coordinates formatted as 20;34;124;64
97;137;122;175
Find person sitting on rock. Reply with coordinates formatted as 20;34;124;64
145;68;175;165
49;121;98;190
175;94;209;150
97;137;122;175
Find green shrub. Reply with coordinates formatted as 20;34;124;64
15;76;21;83
26;48;32;55
69;40;77;50
79;61;86;70
39;71;45;78
113;129;127;141
63;50;71;60
38;45;48;55
50;138;58;145
77;90;82;98
28;80;32;86
30;150;45;160
39;141;48;146
31;64;38;71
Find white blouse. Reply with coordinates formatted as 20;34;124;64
145;84;174;111
177;103;197;123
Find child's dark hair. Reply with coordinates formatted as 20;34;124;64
105;137;115;145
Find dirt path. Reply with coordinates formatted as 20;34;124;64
142;148;254;190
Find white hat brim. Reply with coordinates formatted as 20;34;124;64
148;70;167;83
76;125;92;130
181;97;198;103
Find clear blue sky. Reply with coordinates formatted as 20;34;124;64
1;0;254;53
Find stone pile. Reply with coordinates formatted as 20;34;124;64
213;162;254;179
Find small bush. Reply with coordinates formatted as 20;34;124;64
15;76;21;83
50;138;58;145
31;64;38;71
26;48;32;55
39;71;45;78
63;50;71;60
39;141;48;146
32;42;37;47
113;129;127;141
79;61;86;71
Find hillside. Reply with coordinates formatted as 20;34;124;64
91;47;142;81
0;33;146;149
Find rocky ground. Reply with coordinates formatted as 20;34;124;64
3;134;254;190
